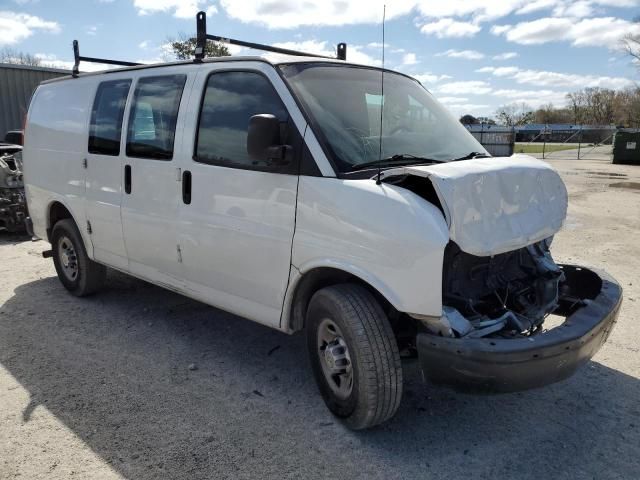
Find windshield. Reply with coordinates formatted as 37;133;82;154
279;63;488;172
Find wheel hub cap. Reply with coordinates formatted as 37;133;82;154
317;319;353;399
57;236;78;281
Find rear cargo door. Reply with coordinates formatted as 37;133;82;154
120;73;189;286
84;78;132;270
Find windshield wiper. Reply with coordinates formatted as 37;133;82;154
452;151;491;161
350;154;445;171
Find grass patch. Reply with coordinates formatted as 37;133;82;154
515;143;578;154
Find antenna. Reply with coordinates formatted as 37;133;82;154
376;5;386;185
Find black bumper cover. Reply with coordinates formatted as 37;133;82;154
417;265;622;392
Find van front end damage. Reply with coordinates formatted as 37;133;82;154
383;155;621;392
416;247;622;391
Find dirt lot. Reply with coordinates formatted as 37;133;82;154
1;157;639;480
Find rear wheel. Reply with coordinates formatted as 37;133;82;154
306;283;403;430
51;219;106;296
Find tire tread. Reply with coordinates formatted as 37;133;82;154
308;283;403;429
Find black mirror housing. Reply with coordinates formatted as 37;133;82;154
247;114;291;165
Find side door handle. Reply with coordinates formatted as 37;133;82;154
124;165;132;194
182;170;192;204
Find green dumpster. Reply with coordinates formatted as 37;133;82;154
612;129;640;164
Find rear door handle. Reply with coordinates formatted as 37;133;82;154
124;165;131;194
182;170;192;204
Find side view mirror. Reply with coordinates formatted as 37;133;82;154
247;114;292;166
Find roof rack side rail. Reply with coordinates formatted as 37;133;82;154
193;11;347;62
72;40;143;77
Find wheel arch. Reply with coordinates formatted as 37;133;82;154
283;264;399;333
46;200;76;242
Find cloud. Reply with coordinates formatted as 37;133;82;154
366;42;389;48
413;72;452;84
34;53;111;72
515;0;558;15
477;66;520;76
199;1;640;33
436;49;485;60
420;18;481;38
0;11;60;46
133;0;217;19
437;96;470;103
401;52;418;65
478;65;634;89
138;40;150;49
491;88;569;107
219;0;416;28
85;25;98;36
491;16;640;49
413;0;640;22
446;104;492;116
268;40;381;66
493;52;519;60
413;1;528;22
491;24;511;35
415;75;448;85
436;80;493;95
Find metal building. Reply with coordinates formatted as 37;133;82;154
0;63;70;138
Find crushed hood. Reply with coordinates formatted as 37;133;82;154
382;155;568;256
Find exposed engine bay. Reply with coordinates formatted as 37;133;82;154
423;239;565;339
0;149;27;232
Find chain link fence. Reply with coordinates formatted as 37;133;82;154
463;124;618;160
515;126;615;160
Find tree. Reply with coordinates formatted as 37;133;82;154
0;47;43;66
566;87;616;125
614;86;640;127
166;33;230;60
566;91;585;124
459;114;478;125
534;103;572;124
623;33;640;64
495;102;534;126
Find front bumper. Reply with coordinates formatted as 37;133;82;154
417;265;622;392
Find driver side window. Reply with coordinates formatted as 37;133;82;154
194;71;290;169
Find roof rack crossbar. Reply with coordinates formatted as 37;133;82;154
72;40;143;77
194;11;347;61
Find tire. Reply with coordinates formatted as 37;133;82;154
306;283;403;430
51;218;106;296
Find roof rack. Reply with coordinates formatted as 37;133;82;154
70;11;346;78
72;40;142;77
193;11;347;62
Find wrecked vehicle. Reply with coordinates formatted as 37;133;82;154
0;144;27;232
23;14;621;430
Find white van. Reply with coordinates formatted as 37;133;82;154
23;53;621;429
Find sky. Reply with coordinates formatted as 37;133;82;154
1;0;640;118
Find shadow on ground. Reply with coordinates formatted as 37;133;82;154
0;231;31;245
1;271;638;479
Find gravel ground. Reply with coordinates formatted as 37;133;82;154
1;157;639;480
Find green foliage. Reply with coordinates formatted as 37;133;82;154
167;34;230;60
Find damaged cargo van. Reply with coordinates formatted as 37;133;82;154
23;48;621;429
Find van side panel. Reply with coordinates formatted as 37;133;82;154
23;79;95;248
292;176;450;318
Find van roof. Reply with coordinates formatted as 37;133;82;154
40;54;366;85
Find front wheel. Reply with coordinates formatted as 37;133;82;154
51;219;106;296
306;284;403;430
